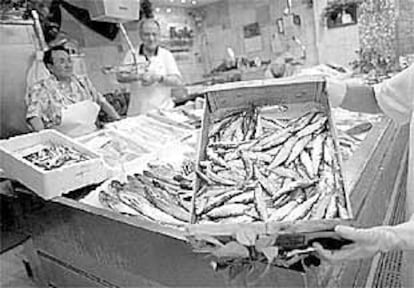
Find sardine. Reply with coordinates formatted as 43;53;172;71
206;203;251;219
195;169;214;186
273;166;300;179
118;190;185;225
268;201;299;221
240;152;254;181
294;159;312;182
228;190;255;204
268;136;299;170
244;107;259;140
208;115;236;138
271;179;317;200
226;159;246;171
216;214;255;224
323;136;335;165
273;194;290;208
199;186;232;199
325;194;338;219
223;150;241;162
144;186;190;222
254;184;269;221
253;127;292;151
220;115;243;142
299;150;314;178
256;171;278;196
288;112;318;133
311;134;326;176
99;190;139;215
198;189;245;215
142;170;181;189
208;141;240;149
337;202;350;219
232;117;245;142
261;116;287;129
206;165;237;186
207;147;228;168
310;193;331;220
295;115;327;138
283;193;320;222
243;151;273;164
286;134;314;165
266;144;283;157
216;169;246;183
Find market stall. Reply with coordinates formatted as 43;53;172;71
3;77;406;288
1;1;411;287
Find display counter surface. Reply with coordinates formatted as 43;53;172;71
20;115;409;287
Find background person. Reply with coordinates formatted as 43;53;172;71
117;18;183;116
26;45;120;137
314;64;414;287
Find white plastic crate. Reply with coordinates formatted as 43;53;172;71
0;130;110;199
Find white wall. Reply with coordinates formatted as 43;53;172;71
312;0;360;67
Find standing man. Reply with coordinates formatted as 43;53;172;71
314;64;414;287
117;18;183;116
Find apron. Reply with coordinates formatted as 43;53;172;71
54;100;100;137
127;84;173;116
126;55;174;117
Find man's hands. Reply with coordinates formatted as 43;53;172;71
116;71;141;83
313;225;401;263
117;70;163;86
140;71;163;86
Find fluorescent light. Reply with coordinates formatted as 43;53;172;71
191;0;197;4
166;7;172;13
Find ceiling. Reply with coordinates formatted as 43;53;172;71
151;0;222;8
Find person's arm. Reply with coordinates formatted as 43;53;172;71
116;71;140;83
140;71;183;87
81;76;120;121
341;81;383;113
313;215;414;263
25;83;47;131
327;64;413;121
99;97;121;121
327;78;382;113
27;116;45;131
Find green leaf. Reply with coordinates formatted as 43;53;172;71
255;235;277;252
235;228;258;246
261;246;279;264
212;241;250;259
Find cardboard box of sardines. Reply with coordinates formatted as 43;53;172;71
186;76;353;272
0;130;109;199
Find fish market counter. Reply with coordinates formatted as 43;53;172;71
21;116;409;288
